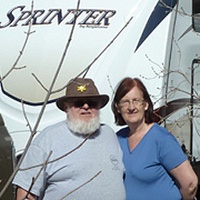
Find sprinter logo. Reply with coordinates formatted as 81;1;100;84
0;6;116;28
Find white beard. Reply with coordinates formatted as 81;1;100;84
66;111;100;135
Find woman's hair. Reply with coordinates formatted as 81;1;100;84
111;77;154;125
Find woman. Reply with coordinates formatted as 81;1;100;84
112;77;198;200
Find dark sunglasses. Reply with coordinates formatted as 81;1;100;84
73;99;99;108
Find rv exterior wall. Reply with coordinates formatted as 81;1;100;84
0;0;200;163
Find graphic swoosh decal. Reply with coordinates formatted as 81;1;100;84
135;0;178;51
153;98;199;124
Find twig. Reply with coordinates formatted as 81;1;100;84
23;151;52;199
59;171;101;200
21;100;33;134
51;16;134;95
81;16;133;77
20;133;91;171
31;73;49;92
0;1;35;81
0;0;35;197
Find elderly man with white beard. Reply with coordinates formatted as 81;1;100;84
13;78;125;200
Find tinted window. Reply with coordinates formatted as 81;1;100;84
193;0;200;32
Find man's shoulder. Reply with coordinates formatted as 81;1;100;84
43;121;67;131
33;121;68;141
100;123;114;132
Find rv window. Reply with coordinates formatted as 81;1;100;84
193;0;200;32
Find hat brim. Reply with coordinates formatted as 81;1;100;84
56;95;109;111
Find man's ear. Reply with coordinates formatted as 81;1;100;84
64;102;69;112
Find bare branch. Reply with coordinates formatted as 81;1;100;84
0;1;35;81
24;151;52;199
59;171;101;200
20;133;91;171
81;16;134;78
51;16;134;95
0;0;81;198
31;73;49;92
21;100;33;135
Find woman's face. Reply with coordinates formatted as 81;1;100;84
117;86;148;126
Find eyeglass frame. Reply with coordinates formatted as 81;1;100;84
118;98;145;108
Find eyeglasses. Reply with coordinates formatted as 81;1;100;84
72;99;99;108
118;98;144;108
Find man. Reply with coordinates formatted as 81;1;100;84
13;78;125;200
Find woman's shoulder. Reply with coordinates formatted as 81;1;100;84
150;123;178;143
151;123;171;135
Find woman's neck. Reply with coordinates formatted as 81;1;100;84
128;122;153;137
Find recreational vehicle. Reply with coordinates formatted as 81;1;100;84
0;0;200;199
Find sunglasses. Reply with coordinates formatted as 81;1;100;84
72;99;99;108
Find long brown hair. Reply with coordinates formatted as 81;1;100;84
111;77;154;125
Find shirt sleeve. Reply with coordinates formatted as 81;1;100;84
159;132;187;171
12;144;48;196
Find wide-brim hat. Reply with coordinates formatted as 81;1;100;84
56;78;109;111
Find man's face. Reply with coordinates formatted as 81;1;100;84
64;99;100;134
65;98;100;121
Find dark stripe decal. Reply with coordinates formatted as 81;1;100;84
135;0;178;51
0;83;55;106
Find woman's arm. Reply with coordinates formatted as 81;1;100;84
170;160;198;200
16;187;38;200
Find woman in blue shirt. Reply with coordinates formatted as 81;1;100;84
112;77;198;200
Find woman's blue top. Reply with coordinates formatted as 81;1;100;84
117;123;187;200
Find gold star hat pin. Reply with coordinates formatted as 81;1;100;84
77;85;87;92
